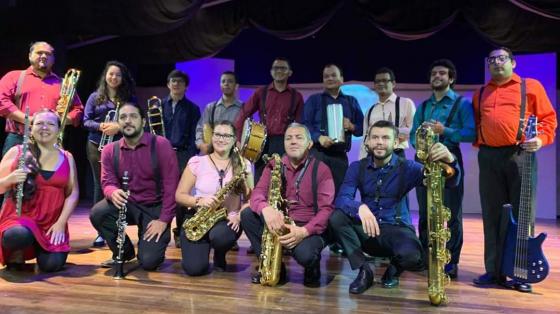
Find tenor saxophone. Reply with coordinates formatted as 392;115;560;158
57;68;81;147
15;106;30;217
183;170;247;241
259;154;293;286
415;124;453;306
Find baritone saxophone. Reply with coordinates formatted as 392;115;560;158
415;124;454;306
259;154;293;286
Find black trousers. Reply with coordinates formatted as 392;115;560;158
86;141;103;204
180;218;241;276
478;145;536;276
90;199;171;271
329;210;424;272
2;225;67;272
416;146;464;264
254;135;285;184
312;147;349;197
240;209;326;268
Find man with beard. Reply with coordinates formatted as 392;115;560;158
303;64;363;195
234;58;304;182
0;41;83;155
241;123;335;287
90;102;179;271
331;120;459;294
472;48;556;292
195;71;243;155
409;59;475;279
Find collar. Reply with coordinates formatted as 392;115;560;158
321;89;345;99
489;72;521;87
119;132;150;149
216;97;243;108
430;88;456;104
367;153;399;170
267;83;293;93
25;66;58;80
281;153;312;172
378;93;397;105
166;94;186;104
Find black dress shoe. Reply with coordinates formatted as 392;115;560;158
329;243;344;256
251;271;262;284
349;265;374;294
445;263;458;279
473;273;497;285
499;279;533;293
303;265;321;288
213;257;227;272
381;264;400;288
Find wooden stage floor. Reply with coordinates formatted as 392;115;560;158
1;205;559;313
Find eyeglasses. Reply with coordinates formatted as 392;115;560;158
487;55;510;65
271;66;289;72
374;79;393;85
213;133;235;140
169;78;186;84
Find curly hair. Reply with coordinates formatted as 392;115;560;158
95;61;136;105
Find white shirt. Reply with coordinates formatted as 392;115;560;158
360;93;416;158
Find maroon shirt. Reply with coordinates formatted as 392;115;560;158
235;84;304;137
101;133;179;223
0;66;83;134
251;154;335;235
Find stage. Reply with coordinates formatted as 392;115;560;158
1;205;559;313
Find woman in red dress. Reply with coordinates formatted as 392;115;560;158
0;109;79;272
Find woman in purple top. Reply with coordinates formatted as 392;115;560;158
82;61;135;247
176;120;253;275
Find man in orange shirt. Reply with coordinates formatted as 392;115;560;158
472;47;557;293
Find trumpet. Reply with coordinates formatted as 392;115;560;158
98;101;121;152
57;68;81;147
147;96;165;137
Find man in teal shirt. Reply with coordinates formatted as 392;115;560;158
410;59;475;279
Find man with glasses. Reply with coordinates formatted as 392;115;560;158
473;47;557;292
360;67;415;159
241;123;335;287
410;59;475;280
234;57;304;182
90;102;179;272
162;69;201;246
0;41;83;155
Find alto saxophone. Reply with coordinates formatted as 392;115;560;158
183;170;247;241
259;154;293;286
15;106;30;217
415;124;454;306
57;68;81;147
113;171;130;280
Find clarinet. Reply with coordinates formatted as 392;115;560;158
15;106;30;217
113;170;129;280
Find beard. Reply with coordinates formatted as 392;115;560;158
431;80;449;91
367;144;393;160
122;125;143;139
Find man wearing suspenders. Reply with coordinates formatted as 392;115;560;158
361;67;416;159
410;59;475;279
234;58;304;183
472;48;556;292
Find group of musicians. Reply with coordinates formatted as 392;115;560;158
0;41;556;297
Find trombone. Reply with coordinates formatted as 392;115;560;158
98;101;121;152
147;96;165;137
57;68;81;147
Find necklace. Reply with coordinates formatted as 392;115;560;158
208;154;231;188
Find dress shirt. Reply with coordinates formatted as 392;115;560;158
101;133;179;223
0;66;83;134
235;84;304;137
473;73;557;147
195;97;243;146
250;154;335;235
410;89;475;148
303;90;364;152
336;154;460;227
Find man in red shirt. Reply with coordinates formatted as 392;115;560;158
241;123;335;287
472;47;557;292
234;58;304;182
0;41;83;155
